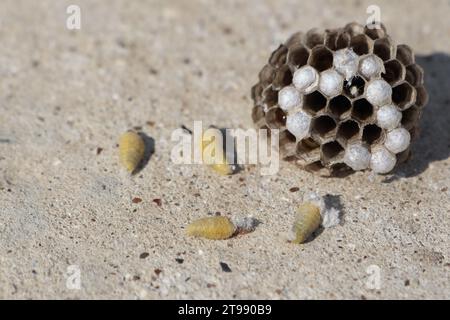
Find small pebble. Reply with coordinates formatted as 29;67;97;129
139;252;149;259
132;197;142;204
220;262;232;272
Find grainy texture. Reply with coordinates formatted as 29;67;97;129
0;0;449;299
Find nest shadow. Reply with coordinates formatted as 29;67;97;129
384;53;450;181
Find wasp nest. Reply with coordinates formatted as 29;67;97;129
251;23;428;175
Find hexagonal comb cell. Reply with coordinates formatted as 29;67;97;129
335;32;351;50
258;64;276;85
344;76;366;98
287;45;310;69
329;95;352;118
415;86;429;107
344;22;365;37
269;45;288;67
251;106;265;124
324;30;339;51
362;124;383;145
374;38;394;61
296;138;321;165
352;98;374;121
285;32;304;49
392;82;416;110
265;107;286;129
401;105;421;130
405;64;424;87
350;34;371;55
364;24;386;40
305;29;325;49
261;87;278;108
396;45;415;66
279;130;297;157
308;46;333;71
321;141;344;163
303;91;327;114
272;65;293;90
251;83;264;105
312;115;337;138
336;120;360;144
382;60;405;85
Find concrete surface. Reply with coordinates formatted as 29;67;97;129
0;0;449;299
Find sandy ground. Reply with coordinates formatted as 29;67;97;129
0;0;449;299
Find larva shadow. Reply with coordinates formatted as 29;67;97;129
134;132;155;174
301;226;325;244
383;53;450;182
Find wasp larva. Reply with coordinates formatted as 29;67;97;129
186;216;258;240
289;193;341;244
290;202;322;244
119;131;145;173
200;128;234;175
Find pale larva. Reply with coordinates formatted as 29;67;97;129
119;131;145;173
186;216;258;240
186;216;236;240
291;202;322;244
200;128;234;175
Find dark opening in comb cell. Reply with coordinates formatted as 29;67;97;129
265;107;286;129
258;64;276;84
272;65;293;89
350;34;370;55
262;87;278;108
303;91;327;114
362;124;382;144
364;24;386;40
251;106;265;123
304;160;325;172
329;95;352;118
374;38;392;61
287;46;310;68
324;30;339;50
396;45;415;66
312;115;336;136
335;32;351;50
415;86;428;107
344;76;365;98
405;64;424;87
322;141;344;161
382;60;404;85
308;46;333;71
401;105;421;130
352;99;373;121
392;82;415;109
305;29;324;49
297;137;320;152
269;45;288;67
337;120;360;141
251;83;264;104
279;130;297;156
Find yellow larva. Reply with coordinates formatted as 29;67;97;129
186;216;236;240
200;129;234;175
291;202;322;244
119;131;145;173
